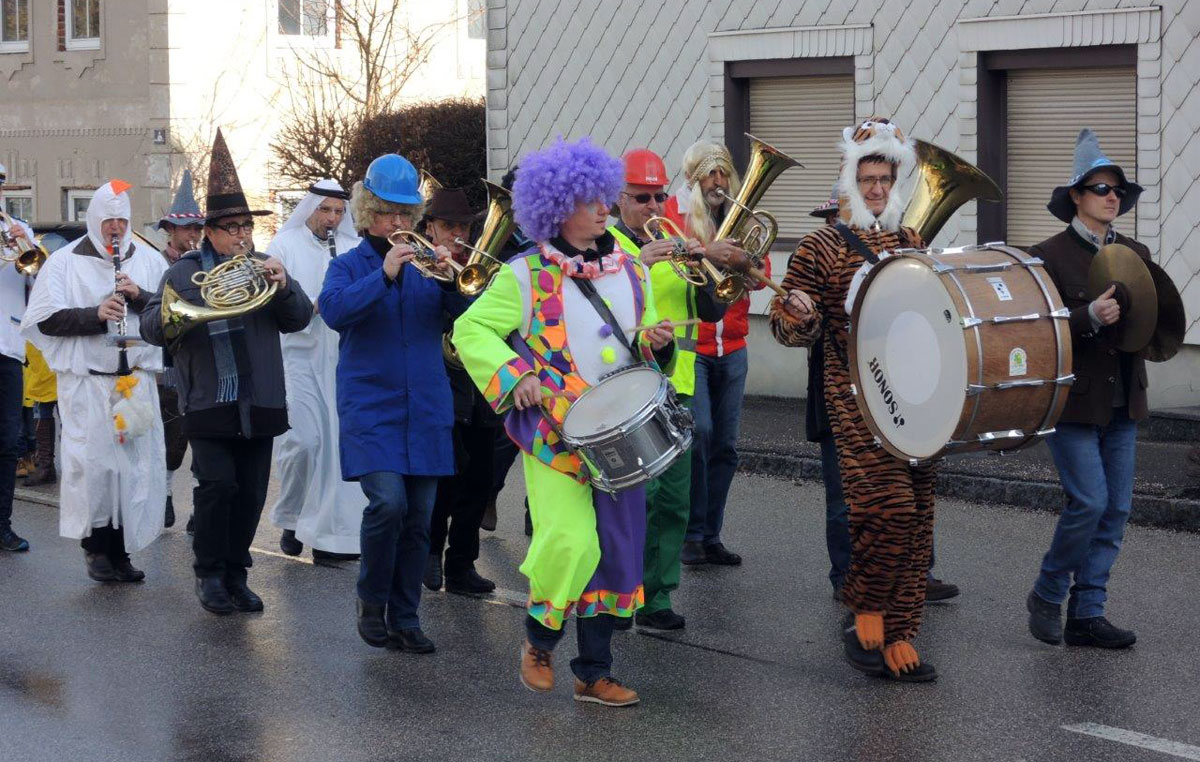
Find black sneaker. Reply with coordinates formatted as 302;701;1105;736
279;529;303;556
388;627;436;654
423;555;444;591
164;496;175;528
635;608;686;631
0;528;30;552
680;540;707;566
445;568;496;595
1026;590;1063;645
925;577;960;602
704;542;742;566
1064;616;1136;649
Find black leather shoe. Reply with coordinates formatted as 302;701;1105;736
185;515;194;536
226;578;264;612
279;529;303;556
163;496;175;528
387;627;436;654
445;568;496;595
312;549;360;563
680;540;707;566
112;558;145;583
925;577;960;602
356;599;389;648
636;608;686;631
1064;616;1136;649
423;555;444;591
704;542;742;566
0;528;30;552
1027;590;1063;645
195;577;235;615
85;553;117;582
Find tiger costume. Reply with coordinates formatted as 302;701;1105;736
769;118;938;682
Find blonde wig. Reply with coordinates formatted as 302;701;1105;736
680;140;741;244
350;181;424;233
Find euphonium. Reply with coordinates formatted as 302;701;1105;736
454;180;513;297
161;249;278;344
0;211;49;276
711;133;801;302
388;229;461;282
643;215;707;287
901;139;1003;243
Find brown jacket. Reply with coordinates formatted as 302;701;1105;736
1030;226;1150;426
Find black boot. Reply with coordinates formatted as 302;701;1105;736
195;577;235;615
423;554;444;591
445;567;496;595
85;553;117;582
279;529;303;556
356;599;389;647
842;615;885;675
1026;590;1063;645
1064;616;1136;649
111;558;145;583
163;495;176;529
387;627;436;654
225;577;264;612
635;608;686;631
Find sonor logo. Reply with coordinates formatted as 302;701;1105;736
868;357;906;428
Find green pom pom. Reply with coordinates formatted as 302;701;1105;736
601;346;617;364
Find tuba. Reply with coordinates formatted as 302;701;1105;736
454;180;513;297
711;133;801;302
901;139;1003;244
0;211;49;276
161;250;277;344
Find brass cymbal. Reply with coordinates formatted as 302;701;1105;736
1139;259;1186;363
1087;243;1157;353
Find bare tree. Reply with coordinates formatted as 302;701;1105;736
271;0;466;188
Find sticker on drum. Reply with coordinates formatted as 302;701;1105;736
561;366;662;438
987;276;1013;301
1009;347;1027;377
853;257;969;460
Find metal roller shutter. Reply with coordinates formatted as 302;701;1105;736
1006;67;1137;248
748;75;855;243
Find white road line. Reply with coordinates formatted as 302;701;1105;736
1063;723;1200;760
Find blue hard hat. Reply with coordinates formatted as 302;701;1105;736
363;154;422;204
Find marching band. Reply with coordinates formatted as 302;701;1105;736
0;113;1183;703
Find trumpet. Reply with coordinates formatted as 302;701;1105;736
0;211;49;276
643;216;711;288
387;229;461;282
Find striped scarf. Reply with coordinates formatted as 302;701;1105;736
199;243;247;404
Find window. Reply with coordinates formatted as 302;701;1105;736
3;190;33;221
466;0;485;40
279;0;329;37
0;0;29;53
66;0;100;51
275;190;304;219
65;189;93;222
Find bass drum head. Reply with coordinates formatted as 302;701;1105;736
853;256;968;460
562;366;663;439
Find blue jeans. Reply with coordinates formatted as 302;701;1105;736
0;355;22;530
357;472;439;630
1034;407;1137;619
688;348;748;545
526;613;617;683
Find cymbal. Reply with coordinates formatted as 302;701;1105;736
1087;244;1157;353
1139;259;1186;363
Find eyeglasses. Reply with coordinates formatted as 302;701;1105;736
1081;183;1127;199
622;191;669;204
213;221;255;235
856;175;895;189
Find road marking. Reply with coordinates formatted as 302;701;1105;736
1063;723;1200;760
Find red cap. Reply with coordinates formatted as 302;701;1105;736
623;149;668;187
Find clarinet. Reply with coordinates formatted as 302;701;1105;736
326;227;337;258
111;234;132;377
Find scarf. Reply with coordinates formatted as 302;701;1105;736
199;242;250;404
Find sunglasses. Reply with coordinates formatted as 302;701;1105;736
1081;183;1127;199
622;191;669;204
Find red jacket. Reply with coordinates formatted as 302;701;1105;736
663;194;769;357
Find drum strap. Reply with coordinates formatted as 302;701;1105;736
572;278;639;361
834;223;879;265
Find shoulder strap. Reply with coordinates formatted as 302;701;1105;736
834;223;878;265
572;277;638;360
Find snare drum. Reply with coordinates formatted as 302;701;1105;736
560;366;693;493
848;244;1073;462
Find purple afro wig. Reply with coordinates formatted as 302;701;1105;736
512;137;624;242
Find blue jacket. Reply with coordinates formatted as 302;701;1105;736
319;236;464;479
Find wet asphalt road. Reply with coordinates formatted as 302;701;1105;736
2;467;1200;762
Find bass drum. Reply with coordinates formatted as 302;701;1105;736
848;244;1073;462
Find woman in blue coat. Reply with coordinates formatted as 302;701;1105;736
319;154;464;654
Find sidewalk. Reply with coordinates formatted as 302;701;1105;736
737;396;1200;533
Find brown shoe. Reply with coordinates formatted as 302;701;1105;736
15;455;33;478
573;677;640;707
519;640;554;692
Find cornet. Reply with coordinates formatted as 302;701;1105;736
387;229;461;282
642;216;711;288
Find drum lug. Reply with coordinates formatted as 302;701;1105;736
961;317;983;329
1022;257;1045;267
978;429;1024;442
991;313;1041;324
995;378;1047;390
1049;307;1070;319
1034;428;1056;438
1055;374;1075;386
965;384;987;397
983;240;1006;248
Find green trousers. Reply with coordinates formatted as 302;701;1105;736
643;436;693;615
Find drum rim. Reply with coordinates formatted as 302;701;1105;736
560;365;669;445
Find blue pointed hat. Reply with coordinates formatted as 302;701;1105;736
1047;128;1142;223
158;168;204;229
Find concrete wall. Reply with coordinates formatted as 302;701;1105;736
486;0;1200;409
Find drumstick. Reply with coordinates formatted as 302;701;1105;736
627;318;703;333
746;267;788;297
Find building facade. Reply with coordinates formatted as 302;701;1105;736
1;0;485;239
484;0;1199;408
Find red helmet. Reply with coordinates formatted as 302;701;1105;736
623;149;668;187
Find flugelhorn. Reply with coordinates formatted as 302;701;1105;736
161;245;278;344
453;180;513;297
388;229;460;282
643;215;708;287
0;211;48;276
901;139;1003;243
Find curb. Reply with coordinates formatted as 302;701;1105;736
739;449;1200;534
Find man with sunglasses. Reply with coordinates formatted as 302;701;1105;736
142;130;311;615
609;149;727;631
1025;128;1148;650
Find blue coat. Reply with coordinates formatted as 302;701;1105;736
319;237;463;480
